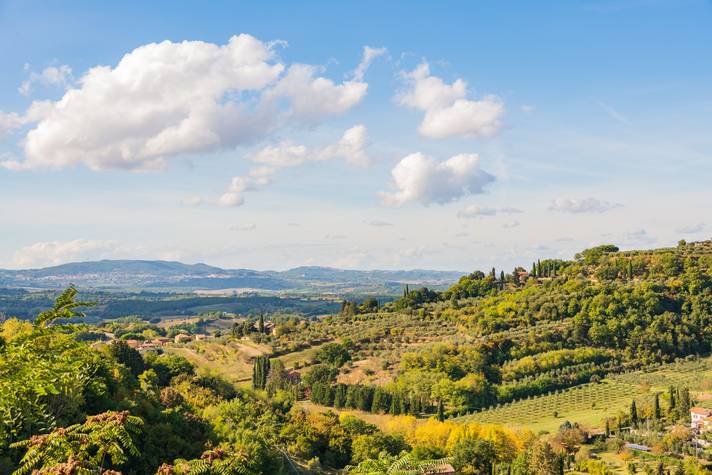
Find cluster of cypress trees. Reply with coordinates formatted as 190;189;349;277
252;355;270;390
310;383;432;416
531;259;558;278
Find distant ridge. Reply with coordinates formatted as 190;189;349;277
0;259;463;294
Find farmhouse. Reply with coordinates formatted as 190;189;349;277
174;333;192;344
691;407;712;430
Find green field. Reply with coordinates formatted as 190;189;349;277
456;357;712;433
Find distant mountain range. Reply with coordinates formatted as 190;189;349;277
0;260;463;294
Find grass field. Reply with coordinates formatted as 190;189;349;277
456;357;712;433
164;339;332;386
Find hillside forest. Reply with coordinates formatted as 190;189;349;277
2;240;712;474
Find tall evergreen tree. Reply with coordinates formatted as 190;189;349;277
669;385;676;413
654;393;661;420
251;356;270;390
679;387;691;414
630;400;638;427
437;399;444;422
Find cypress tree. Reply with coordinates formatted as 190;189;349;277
258;314;265;333
500;270;505;283
669;385;676;413
654;393;661;420
680;387;691;414
437;399;444;422
371;388;383;413
630;400;638;427
605;419;610;437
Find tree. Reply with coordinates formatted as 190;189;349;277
346;451;452;475
315;343;351;368
630;400;638;427
34;286;93;328
258;314;265;334
10;411;143;474
252;356;270;390
528;440;559;475
437;399;444;422
451;437;496;474
109;340;145;376
654;393;661;420
679;387;691;415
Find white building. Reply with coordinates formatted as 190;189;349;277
691;407;712;430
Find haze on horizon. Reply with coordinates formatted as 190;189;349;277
1;0;711;273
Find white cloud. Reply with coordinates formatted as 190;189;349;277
352;46;387;81
457;205;521;218
19;65;74;96
229;223;256;231
675;223;705;234
457;206;497;218
549;197;622;214
502;220;520;229
380;152;495;206
520;104;536;113
180;195;203;206
264;63;367;121
12;239;126;268
367;220;393;227
219;125;370;206
0;111;25;139
500;206;523;214
3;35;368;171
397;62;504;139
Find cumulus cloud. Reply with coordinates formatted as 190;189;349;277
219;125;370;206
264;64;367;121
19;65;74;96
397;62;504;139
380;152;494;206
457;205;521;218
549;197;622;214
352;46;387;81
11;239;127;268
675;223;706;234
2;35;369;171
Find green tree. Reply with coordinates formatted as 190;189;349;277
251;356;270;390
109;340;145;376
11;411;143;475
33;286;93;328
528;440;559;475
451;437;496;474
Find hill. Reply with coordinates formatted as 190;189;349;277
0;260;462;294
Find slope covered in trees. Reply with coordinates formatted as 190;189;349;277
300;240;712;419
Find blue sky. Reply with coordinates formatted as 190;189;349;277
1;0;711;271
